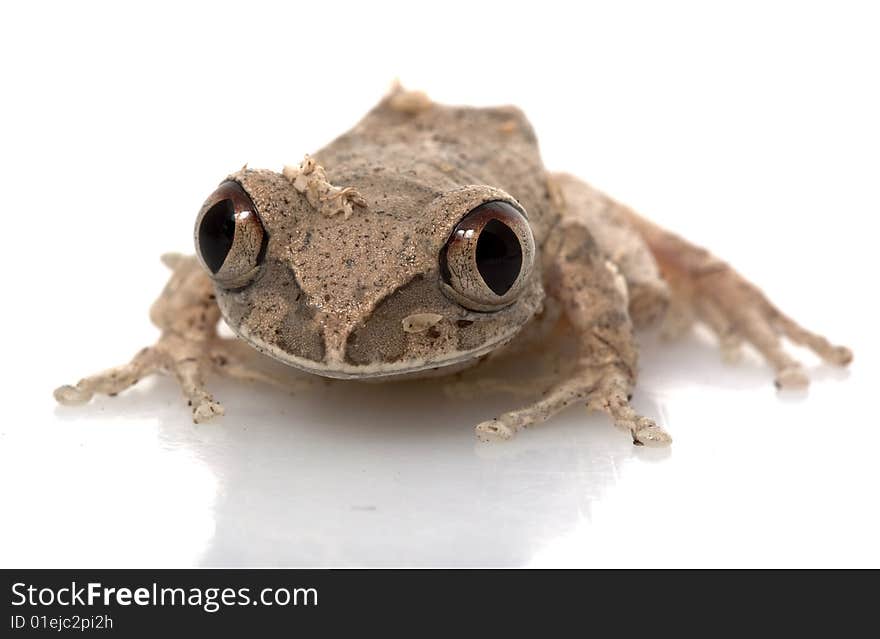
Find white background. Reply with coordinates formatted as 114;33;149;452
1;1;877;567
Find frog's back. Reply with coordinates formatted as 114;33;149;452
313;89;558;245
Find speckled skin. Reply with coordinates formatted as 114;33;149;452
55;87;853;446
219;96;552;379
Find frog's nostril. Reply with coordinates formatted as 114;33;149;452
198;198;236;273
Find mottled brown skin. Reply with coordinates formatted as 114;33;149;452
220;97;550;379
54;87;853;446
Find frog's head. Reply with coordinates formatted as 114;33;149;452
193;166;543;379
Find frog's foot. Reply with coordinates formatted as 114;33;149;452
474;363;672;447
54;335;321;422
54;347;161;406
54;253;231;422
669;266;852;389
54;340;225;423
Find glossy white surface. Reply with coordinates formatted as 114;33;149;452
1;1;878;567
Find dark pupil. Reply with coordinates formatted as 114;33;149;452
198;199;236;273
476;219;522;295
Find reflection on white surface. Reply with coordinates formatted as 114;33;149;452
3;327;875;568
0;418;217;567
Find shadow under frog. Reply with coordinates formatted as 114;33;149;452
54;361;673;566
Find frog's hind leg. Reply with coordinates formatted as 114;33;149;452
620;210;853;388
550;173;671;329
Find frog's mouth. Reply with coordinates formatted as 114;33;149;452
216;263;545;381
230;321;523;381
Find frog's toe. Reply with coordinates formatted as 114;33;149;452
192;399;224;423
828;345;853;366
475;418;516;442
665;265;852;391
631;418;673;447
53;384;92;405
774;366;810;391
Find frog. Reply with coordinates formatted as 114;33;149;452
54;85;853;446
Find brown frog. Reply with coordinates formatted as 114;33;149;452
54;86;853;446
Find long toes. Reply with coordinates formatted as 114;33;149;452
828;345;853;366
631;417;673;447
475;419;515;442
775;366;810;390
53;384;92;405
192;400;224;423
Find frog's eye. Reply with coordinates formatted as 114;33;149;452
194;181;267;288
440;200;535;311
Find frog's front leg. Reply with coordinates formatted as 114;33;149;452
475;222;671;446
54;254;272;422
